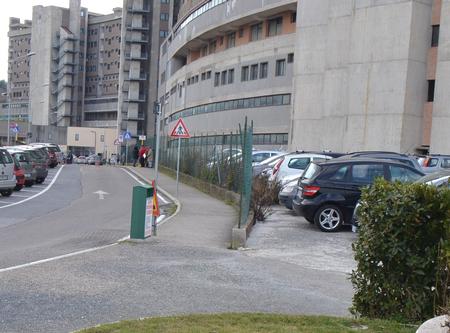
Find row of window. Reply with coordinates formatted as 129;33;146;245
176;0;227;33
167;133;288;147
167;94;291;123
84;97;118;105
84;111;117;121
86;74;119;82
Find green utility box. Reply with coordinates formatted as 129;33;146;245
130;185;154;239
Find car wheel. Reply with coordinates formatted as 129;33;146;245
314;205;344;232
1;189;13;197
305;217;314;224
25;181;34;187
36;178;43;184
14;185;23;191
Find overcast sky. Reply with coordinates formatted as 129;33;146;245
1;0;123;81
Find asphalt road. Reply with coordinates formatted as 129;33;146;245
0;165;143;269
0;166;355;333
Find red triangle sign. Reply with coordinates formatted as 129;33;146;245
170;118;191;138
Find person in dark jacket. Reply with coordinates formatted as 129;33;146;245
132;145;139;167
139;145;147;167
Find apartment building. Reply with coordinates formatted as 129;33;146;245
158;0;297;147
3;0;172;146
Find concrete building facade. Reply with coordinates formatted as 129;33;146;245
158;0;297;147
290;0;448;154
3;0;171;148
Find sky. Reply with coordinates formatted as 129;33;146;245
1;0;123;81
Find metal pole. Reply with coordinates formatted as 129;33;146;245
176;136;181;197
152;103;161;237
125;142;128;165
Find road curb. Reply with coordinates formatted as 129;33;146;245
121;166;182;228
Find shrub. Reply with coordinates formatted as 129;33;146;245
350;179;450;322
251;175;281;221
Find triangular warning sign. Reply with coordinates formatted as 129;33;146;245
170;118;191;138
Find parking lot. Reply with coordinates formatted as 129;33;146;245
245;205;357;274
0;165;63;209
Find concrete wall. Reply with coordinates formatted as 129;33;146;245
430;0;450;153
66;126;117;157
290;0;432;153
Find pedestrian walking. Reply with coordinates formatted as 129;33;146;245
139;145;147;167
132;145;139;167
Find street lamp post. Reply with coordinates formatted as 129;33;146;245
1;92;10;145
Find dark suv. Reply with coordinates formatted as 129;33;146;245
292;158;424;232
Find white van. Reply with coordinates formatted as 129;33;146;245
0;148;16;197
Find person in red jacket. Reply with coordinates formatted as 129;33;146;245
138;145;147;167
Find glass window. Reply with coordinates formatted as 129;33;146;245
273;95;283;105
282;94;291;105
221;71;227;85
276;59;286;76
75;133;79;141
253;153;271;163
241;66;249;81
260;96;267;106
250;23;263;41
214;72;220;86
351;164;385;184
267;17;283;37
389;165;422;182
266;96;273;106
327;166;349;181
228;69;234;84
226;32;236;48
442;158;450;168
260;62;268;79
288;157;311;170
209;40;216;53
287;53;294;63
250;64;258;80
0;150;13;164
428;158;439;167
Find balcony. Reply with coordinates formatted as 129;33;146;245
126;73;147;81
125;52;148;60
126;24;149;31
127;114;145;121
126;6;150;13
125;36;149;44
124;94;146;103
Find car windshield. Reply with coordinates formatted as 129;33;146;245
442;158;450;169
14;152;30;163
0;150;13;164
300;163;321;182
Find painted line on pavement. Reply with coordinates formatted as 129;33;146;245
120;168;168;204
19;189;40;193
9;194;30;198
0;165;65;210
0;243;117;274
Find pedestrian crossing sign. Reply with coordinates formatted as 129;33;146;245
170;118;191;138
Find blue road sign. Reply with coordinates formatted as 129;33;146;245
123;131;132;140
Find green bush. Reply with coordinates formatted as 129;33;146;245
350;179;450;322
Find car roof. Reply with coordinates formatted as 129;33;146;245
341;153;414;161
292;150;344;158
316;157;422;169
416;170;450;183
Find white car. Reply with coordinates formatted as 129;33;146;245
269;153;333;183
251;150;284;166
0;148;16;197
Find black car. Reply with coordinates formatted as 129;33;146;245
292;158;424;232
343;151;423;171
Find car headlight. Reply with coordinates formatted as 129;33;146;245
281;185;295;194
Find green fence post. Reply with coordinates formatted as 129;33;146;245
130;184;154;239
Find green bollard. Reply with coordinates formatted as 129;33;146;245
130;185;154;239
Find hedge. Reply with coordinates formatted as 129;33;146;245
350;179;450;322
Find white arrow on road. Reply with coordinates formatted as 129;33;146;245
93;190;109;200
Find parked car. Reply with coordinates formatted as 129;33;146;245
30;145;57;168
31;143;63;164
345;151;423;171
12;156;25;191
75;156;88;164
278;177;301;210
421;155;450;173
253;154;288;177
292;158;424;232
15;147;48;184
7;149;37;187
87;154;103;165
251;150;284;166
269;153;337;183
0;148;16;197
352;169;450;233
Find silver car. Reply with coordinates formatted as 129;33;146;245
0;148;16;197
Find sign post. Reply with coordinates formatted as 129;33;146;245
170;118;190;197
123;131;132;165
152;102;162;236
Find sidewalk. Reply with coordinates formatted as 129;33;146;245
126;166;237;249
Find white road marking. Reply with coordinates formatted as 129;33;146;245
120;168;168;204
9;194;30;198
0;201;11;204
0;243;116;274
19;189;40;193
0;166;65;210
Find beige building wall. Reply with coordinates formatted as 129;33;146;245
67;126;118;157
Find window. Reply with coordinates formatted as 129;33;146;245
214;72;220;86
351;164;385;183
427;158;439;167
201;72;206;80
259;62;268;79
268;17;283;37
221;71;227;85
287;53;294;63
226;32;236;48
100;135;104;142
201;46;208;56
160;30;168;38
209;41;217;54
228;69;234;84
160;13;169;21
288;157;311;170
241;66;249;81
291;12;297;23
206;71;212;79
328;166;349;181
275;59;286;76
428;80;435;102
238;28;244;38
250;23;263;41
388;165;422;182
75;133;79;141
161;0;169;3
432;25;440;47
250;64;258;80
